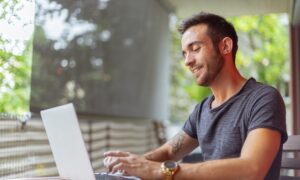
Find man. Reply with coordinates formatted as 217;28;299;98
103;12;287;180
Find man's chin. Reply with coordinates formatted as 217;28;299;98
196;79;209;87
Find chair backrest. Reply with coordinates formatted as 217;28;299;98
280;135;300;180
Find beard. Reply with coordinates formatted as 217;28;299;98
196;51;224;87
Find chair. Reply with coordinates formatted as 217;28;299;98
280;135;300;180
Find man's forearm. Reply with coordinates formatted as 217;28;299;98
144;131;198;162
173;128;281;180
143;144;173;162
175;158;265;180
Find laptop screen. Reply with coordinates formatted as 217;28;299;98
41;103;96;180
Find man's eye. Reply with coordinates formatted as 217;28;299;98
193;47;200;52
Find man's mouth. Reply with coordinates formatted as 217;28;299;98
191;66;202;75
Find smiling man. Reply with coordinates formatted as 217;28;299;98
103;12;287;180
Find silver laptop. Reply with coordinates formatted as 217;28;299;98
41;103;140;180
41;103;96;180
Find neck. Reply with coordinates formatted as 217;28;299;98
210;62;246;108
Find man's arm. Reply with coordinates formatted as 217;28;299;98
144;130;199;162
104;128;281;179
175;128;281;180
103;130;198;171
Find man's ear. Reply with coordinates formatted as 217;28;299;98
219;37;233;55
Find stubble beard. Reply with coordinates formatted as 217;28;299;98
196;52;224;87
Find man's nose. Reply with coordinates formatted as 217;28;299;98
184;53;195;66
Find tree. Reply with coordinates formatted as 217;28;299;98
229;14;289;96
0;0;33;113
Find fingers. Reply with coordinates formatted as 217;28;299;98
103;151;131;172
103;156;114;168
104;152;161;179
103;155;133;172
111;161;125;174
104;150;130;157
110;160;134;175
103;156;121;172
103;151;143;175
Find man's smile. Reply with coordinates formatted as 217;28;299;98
191;66;203;77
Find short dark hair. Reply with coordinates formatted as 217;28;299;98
178;12;238;61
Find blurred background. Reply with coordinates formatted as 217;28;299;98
0;0;298;178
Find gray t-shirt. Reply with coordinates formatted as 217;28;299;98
182;78;287;180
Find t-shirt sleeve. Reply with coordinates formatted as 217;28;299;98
248;86;288;144
182;104;201;139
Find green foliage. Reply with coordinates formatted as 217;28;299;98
0;40;32;113
169;14;289;123
0;0;32;113
229;14;289;94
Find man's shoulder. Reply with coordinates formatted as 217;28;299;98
195;96;210;109
245;78;282;98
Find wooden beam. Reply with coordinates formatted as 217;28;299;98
290;25;300;134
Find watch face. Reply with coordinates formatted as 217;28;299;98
164;160;177;169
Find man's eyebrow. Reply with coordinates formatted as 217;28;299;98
188;41;204;47
182;41;204;57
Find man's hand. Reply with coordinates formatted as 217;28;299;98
103;151;131;172
103;151;162;179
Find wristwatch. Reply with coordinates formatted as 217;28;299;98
160;160;179;180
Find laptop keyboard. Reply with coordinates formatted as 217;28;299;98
95;173;140;180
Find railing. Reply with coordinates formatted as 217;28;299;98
0;114;165;179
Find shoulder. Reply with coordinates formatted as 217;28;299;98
194;96;210;110
245;79;283;103
189;96;210;118
245;80;287;143
241;79;286;120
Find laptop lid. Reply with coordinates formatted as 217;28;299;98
41;103;96;180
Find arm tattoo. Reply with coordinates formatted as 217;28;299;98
168;132;185;154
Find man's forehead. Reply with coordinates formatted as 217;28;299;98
181;24;208;48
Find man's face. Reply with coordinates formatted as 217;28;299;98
181;24;224;86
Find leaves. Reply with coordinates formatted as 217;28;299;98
230;14;289;92
0;0;32;113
